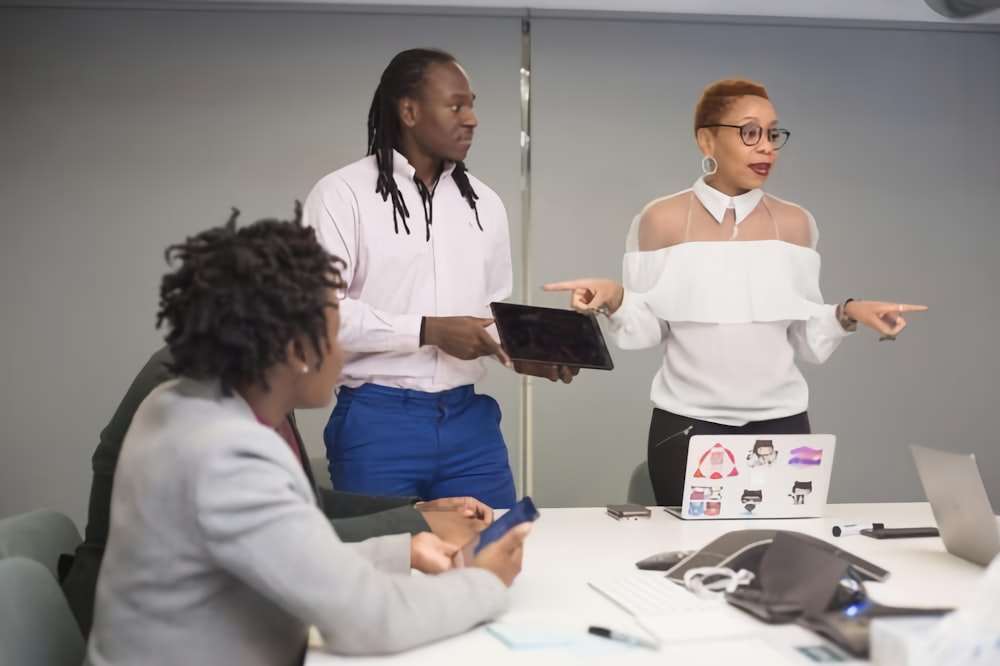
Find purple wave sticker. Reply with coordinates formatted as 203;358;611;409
788;446;823;467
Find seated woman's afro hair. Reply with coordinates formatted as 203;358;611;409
157;204;344;393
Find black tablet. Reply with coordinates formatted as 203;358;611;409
489;302;614;371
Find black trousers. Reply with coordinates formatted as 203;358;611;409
647;408;811;507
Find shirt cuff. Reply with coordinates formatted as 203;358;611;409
394;314;424;352
836;298;858;332
605;290;636;331
823;303;853;339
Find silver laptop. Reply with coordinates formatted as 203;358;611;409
665;434;836;520
910;444;1000;567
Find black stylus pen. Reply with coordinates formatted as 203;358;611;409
588;625;660;650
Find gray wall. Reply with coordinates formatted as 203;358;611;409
0;6;997;526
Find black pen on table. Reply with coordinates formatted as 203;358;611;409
588;625;660;650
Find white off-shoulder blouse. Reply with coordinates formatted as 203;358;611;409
606;178;851;426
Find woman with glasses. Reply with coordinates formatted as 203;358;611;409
546;78;925;507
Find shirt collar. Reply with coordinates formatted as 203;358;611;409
692;177;763;226
391;149;457;184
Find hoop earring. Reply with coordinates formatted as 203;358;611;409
701;156;718;176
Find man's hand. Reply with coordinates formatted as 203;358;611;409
513;361;579;383
423;316;511;366
415;497;493;522
416;497;494;548
409;532;460;574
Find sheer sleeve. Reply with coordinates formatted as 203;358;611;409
787;304;849;364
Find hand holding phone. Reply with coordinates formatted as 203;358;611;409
472;496;540;555
471;522;531;586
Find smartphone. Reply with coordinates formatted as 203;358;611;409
606;503;652;520
860;526;939;539
472;496;540;555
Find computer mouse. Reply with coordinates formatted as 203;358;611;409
634;550;691;571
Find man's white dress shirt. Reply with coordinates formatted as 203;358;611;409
303;151;513;392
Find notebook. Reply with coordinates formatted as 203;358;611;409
665;434;836;520
910;443;1000;567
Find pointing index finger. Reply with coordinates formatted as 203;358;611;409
542;280;585;292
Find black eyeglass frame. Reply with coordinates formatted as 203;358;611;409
698;123;791;150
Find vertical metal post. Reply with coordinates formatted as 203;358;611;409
518;16;534;497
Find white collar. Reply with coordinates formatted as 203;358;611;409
391;149;457;185
692;177;763;226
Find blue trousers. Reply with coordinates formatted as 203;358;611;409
324;384;517;509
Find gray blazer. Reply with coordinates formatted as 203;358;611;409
86;378;508;666
64;347;430;637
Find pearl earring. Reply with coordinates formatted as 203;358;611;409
301;364;309;374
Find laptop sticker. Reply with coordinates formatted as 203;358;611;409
741;489;763;514
789;480;813;505
788;446;824;468
693;442;740;479
746;439;779;468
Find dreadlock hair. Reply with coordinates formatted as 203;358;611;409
157;204;345;394
366;47;482;240
694;78;770;137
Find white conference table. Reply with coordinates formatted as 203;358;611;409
307;503;984;665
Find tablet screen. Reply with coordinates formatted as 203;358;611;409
489;302;614;370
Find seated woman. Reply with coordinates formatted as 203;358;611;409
64;343;494;637
86;213;529;665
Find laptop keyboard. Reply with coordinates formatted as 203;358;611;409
588;571;718;616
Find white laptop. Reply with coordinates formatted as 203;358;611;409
665;434;836;520
910;443;1000;567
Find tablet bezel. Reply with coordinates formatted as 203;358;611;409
489;301;615;371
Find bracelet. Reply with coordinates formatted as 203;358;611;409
837;298;858;332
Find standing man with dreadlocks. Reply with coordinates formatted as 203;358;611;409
304;48;570;509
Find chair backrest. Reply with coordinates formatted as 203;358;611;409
0;557;86;666
0;509;82;579
627;460;657;506
310;456;334;490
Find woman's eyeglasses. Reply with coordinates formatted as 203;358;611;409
698;122;791;150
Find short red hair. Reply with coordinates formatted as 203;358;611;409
694;79;769;136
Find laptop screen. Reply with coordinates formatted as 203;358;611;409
910;444;1000;567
